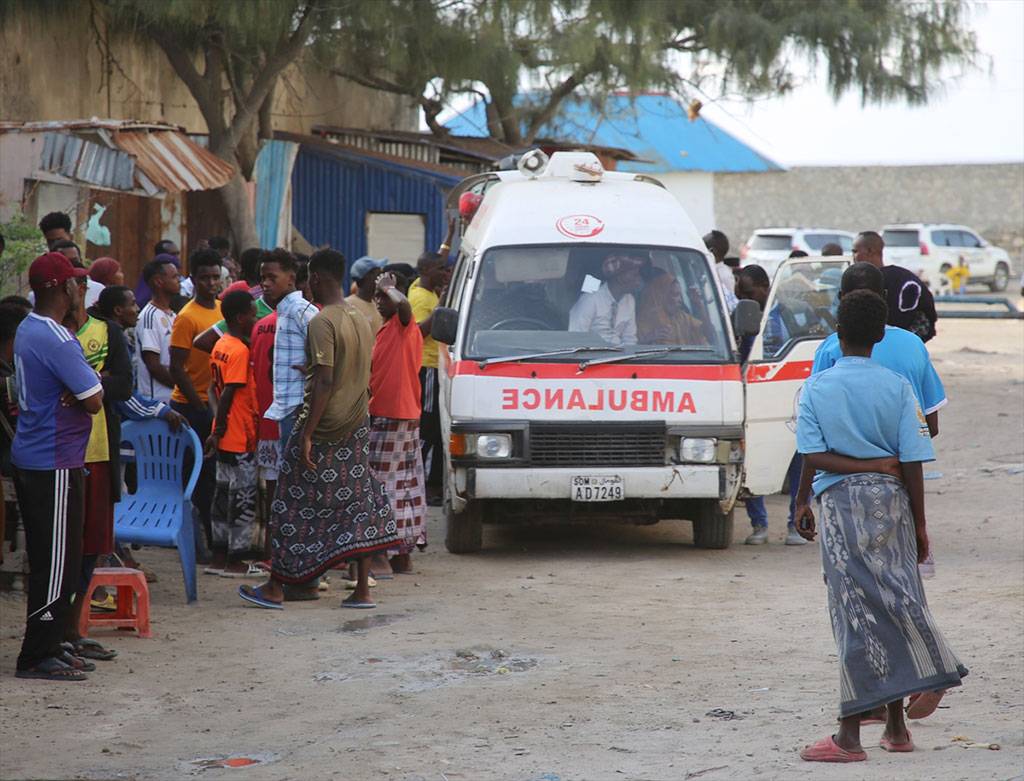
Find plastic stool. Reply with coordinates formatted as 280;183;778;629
79;567;152;639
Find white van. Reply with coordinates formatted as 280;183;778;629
430;151;845;553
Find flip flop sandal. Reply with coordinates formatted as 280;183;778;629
238;584;283;610
15;657;87;681
799;736;867;763
318;577;330;591
341;598;376;609
341;576;377;590
370;571;394;581
90;594;117;612
203;567;225;576
219;568;259;579
58;650;96;672
881;730;914;752
906;690;945;719
73;638;117;661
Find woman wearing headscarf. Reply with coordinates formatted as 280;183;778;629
87;257;124;287
637;268;709;345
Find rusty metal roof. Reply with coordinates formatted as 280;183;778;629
112;130;234;193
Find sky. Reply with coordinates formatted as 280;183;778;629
699;0;1024;167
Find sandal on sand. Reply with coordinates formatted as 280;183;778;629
341;576;377;590
16;657;87;681
906;690;944;720
71;638;117;661
799;736;867;763
238;584;283;610
90;594;117;612
58;650;96;672
881;730;914;752
341;594;375;609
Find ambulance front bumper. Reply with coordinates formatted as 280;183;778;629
462;465;724;500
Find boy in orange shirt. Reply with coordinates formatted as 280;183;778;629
368;272;425;574
206;290;259;577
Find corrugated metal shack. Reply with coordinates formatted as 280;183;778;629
0;119;233;285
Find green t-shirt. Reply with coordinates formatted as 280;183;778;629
212;296;274;337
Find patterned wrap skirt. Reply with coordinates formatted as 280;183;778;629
369;417;427;555
269;418;398;584
818;473;967;717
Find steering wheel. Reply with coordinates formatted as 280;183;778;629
490;317;554;331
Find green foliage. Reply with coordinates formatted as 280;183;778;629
0;212;45;297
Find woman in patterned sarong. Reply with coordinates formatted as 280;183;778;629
240;250;397;610
794;290;966;763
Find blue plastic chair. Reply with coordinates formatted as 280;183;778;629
114;420;202;603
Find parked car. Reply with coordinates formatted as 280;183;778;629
740;228;854;280
881;223;1012;292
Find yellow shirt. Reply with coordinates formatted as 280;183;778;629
170;299;223;404
77;316;109;464
409;280;440;369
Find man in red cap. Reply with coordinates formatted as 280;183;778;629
11;253;104;680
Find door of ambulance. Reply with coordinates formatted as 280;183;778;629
743;257;851;495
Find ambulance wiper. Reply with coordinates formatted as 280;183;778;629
577;346;714;371
479;346;621;369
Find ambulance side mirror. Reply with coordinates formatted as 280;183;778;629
431;307;459;345
732;299;761;337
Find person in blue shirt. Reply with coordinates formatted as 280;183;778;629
12;253;104;681
794;289;966;764
796;262;946;576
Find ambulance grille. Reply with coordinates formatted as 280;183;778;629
528;426;665;467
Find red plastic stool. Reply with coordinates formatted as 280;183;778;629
79;567;152;639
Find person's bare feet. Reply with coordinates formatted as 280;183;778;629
389;554;413;574
256;579;284;602
370;553;393;577
883;699;911;745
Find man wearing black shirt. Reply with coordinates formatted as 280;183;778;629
853;231;937;342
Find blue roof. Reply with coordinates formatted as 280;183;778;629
443;93;782;173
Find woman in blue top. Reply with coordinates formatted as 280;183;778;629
795;290;966;763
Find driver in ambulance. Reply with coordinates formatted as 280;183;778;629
568;253;643;347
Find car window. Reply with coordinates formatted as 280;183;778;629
446;250;472;308
804;233;837;251
839;235;853;252
959;230;982;248
882;229;919;248
464;244;731;362
750;234;792;251
762;260;847;360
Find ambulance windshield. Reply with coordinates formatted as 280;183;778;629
464;245;731;362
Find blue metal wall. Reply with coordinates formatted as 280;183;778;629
291;146;459;283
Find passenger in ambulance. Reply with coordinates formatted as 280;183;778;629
637;268;710;345
567;253;643;346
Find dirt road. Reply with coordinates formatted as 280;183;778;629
2;318;1022;781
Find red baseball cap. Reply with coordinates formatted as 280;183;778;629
28;252;88;292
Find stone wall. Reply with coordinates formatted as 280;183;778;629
714;163;1024;269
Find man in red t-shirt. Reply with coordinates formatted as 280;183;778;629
368;272;426;574
206;290;259;577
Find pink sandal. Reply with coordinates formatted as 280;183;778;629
799;736;867;763
906;690;945;719
881;729;914;752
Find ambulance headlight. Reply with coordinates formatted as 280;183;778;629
475;434;513;459
680;437;717;463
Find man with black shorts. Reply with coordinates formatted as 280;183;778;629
12;253;103;680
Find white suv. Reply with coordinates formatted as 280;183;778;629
740;228;854;279
881;223;1012;292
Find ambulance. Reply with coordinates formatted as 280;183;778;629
430;151;846;553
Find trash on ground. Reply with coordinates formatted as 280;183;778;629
951;735;1001;750
190;754;278;771
705;708;742;721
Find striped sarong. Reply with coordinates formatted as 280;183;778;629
369;417;427;555
818;473;967;717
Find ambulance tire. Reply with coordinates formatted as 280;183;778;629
445;499;484;554
693;501;734;550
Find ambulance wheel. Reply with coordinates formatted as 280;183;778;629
693;501;734;550
445;499;483;554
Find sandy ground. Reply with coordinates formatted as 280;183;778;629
1;317;1022;781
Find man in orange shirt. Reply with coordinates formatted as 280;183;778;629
205;290;259;578
368;272;425;575
169;249;222;555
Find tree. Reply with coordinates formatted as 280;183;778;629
332;0;979;145
99;0;335;251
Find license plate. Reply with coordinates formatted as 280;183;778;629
571;475;624;502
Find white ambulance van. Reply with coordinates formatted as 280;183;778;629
430;151;846;553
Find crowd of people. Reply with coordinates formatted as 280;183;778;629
1;211;454;680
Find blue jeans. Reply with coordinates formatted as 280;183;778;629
746;453;804;530
277;409;300;450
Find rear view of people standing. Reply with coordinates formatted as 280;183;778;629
853;230;937;342
12;253;103;680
